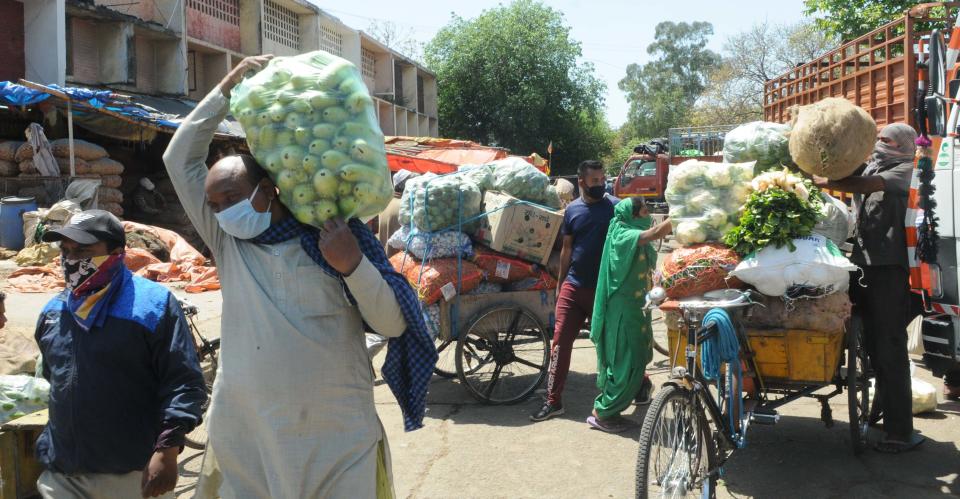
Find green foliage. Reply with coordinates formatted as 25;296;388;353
694;21;833;127
803;0;914;41
619;21;721;138
723;181;822;256
424;0;610;175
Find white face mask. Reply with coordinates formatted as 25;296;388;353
214;184;272;239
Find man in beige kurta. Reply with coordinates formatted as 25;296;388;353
163;56;406;498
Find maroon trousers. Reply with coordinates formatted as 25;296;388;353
546;281;596;406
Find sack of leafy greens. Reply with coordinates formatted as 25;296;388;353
665;159;756;246
722;121;792;172
230;50;391;227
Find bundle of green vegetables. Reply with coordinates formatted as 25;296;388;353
665;160;756;246
723;168;823;255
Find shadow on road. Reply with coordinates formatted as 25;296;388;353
720;413;960;498
423;371;652;439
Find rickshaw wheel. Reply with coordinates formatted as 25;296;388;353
636;384;717;499
455;305;549;404
433;337;458;378
846;314;870;455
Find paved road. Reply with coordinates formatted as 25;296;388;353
4;264;958;498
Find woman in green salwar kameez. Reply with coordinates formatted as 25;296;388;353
587;197;672;433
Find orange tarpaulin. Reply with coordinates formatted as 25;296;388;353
383;136;548;175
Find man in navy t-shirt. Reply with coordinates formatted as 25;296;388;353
531;160;618;421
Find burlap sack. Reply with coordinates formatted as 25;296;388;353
49;138;108;161
0;141;23;162
18;160;36;174
55;156;90;175
101;202;124;217
14;142;33;163
87;157;124;175
97;187;123;203
789;98;877;180
0;159;17;177
100;175;122;188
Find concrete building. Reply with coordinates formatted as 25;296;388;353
1;0;438;136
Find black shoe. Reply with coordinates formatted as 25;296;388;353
530;403;565;422
634;377;654;406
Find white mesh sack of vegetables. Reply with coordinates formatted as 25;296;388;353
664;159;756;246
399;172;484;232
788;97;877;180
722;121;792;173
229;50;391;226
488;157;555;205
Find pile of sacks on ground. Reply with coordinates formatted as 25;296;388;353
5;213;219;294
0;138;125;216
386;157;562;338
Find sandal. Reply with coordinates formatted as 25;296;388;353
874;432;926;454
586;415;633;434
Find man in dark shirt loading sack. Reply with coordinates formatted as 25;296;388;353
531;160;622;422
33;209;207;498
814;122;924;454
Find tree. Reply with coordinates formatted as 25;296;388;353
619;22;720;138
424;0;610;175
803;0;914;41
692;21;834;126
366;20;423;63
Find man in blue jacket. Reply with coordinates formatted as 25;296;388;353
33;209;207;498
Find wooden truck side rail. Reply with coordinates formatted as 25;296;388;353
764;4;960;129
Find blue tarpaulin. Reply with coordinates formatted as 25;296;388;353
0;81;243;140
0;81;113;107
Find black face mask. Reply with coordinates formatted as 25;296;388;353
586;185;605;199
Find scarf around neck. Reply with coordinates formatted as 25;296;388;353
251;217;437;431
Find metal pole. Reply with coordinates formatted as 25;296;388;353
67;99;75;177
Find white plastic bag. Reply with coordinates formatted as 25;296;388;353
729;234;858;297
0;373;50;424
812;193;853;246
387;225;474;261
665;160;756;245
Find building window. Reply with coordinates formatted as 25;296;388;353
361;48;376;79
263;0;300;51
320;24;342;56
126;33;137;85
417;75;424;112
65;17;74;78
186;0;240;25
188;50;198;92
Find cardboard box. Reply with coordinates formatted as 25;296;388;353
474;191;562;265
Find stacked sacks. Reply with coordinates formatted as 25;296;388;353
0;141;20;177
48;139;124;217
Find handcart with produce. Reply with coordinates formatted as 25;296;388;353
387;158;566;404
636;114;876;499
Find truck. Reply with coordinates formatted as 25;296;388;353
763;3;960;381
612;125;733;212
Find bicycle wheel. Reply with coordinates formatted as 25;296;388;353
846;314;870;455
184;354;217;450
455;305;549;404
434;336;457;378
636;384;718;499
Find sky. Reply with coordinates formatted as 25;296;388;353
311;0;810;128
